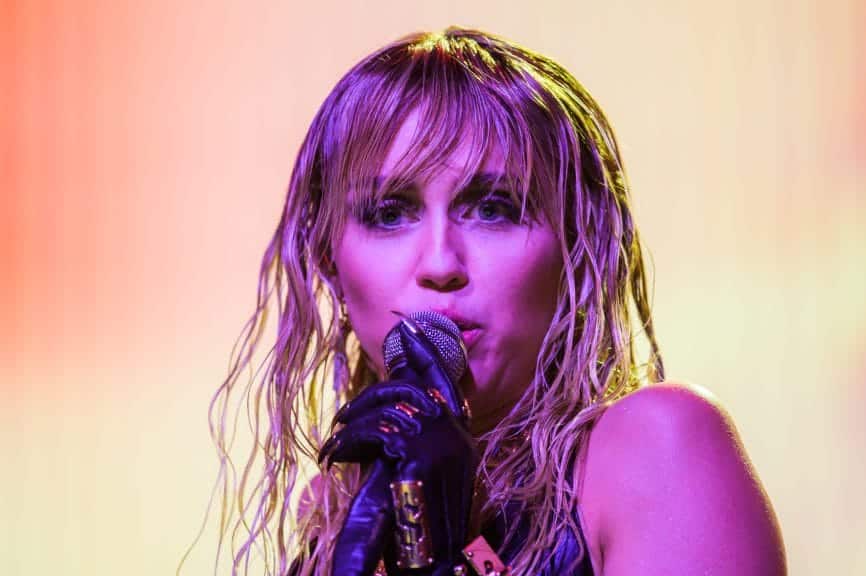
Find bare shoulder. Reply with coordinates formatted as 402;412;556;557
578;381;787;575
591;381;733;445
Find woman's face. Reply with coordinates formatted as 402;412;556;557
331;109;563;431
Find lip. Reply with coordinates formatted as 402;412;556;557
459;327;482;350
425;308;482;351
427;308;481;331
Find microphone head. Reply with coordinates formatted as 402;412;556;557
382;310;467;387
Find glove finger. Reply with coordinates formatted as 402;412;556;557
336;403;424;438
395;319;466;419
328;433;408;465
320;414;410;465
332;459;394;576
335;381;438;425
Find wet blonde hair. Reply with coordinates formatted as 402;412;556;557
187;26;664;575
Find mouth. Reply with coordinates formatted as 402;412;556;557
427;309;480;331
426;309;482;349
459;327;482;350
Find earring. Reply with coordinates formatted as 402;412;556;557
332;299;351;395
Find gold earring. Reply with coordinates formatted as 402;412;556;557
332;299;350;394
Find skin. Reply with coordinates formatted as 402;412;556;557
331;108;563;434
578;382;788;575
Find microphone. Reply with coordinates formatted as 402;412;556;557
382;310;468;417
327;310;475;575
381;311;471;570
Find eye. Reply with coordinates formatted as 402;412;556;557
359;196;417;229
468;193;521;224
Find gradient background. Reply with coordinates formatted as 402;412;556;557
2;1;864;574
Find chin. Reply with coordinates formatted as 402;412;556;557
459;367;479;398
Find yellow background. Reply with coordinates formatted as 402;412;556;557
3;1;864;574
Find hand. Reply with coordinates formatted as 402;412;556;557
319;320;478;575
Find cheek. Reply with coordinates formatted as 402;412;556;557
531;231;563;300
494;235;562;360
506;236;562;318
333;235;399;376
531;251;563;314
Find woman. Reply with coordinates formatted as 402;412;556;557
204;27;786;575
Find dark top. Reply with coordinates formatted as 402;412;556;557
481;500;595;575
288;503;596;575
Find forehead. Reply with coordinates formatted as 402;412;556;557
379;107;507;182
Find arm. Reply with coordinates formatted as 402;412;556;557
582;382;787;575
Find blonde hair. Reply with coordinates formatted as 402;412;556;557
189;26;664;575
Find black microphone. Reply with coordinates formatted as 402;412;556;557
327;311;474;575
382;310;468;417
381;310;472;571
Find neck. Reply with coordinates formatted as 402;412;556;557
468;395;522;436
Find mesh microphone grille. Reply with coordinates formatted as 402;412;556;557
382;310;467;386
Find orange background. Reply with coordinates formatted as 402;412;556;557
2;1;864;574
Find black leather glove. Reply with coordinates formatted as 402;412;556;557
319;320;478;575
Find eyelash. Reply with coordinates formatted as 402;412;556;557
359;194;521;229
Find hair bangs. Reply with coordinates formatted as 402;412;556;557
317;47;566;248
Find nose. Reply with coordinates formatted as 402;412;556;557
415;216;468;292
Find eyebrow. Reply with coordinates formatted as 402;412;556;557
369;171;518;196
